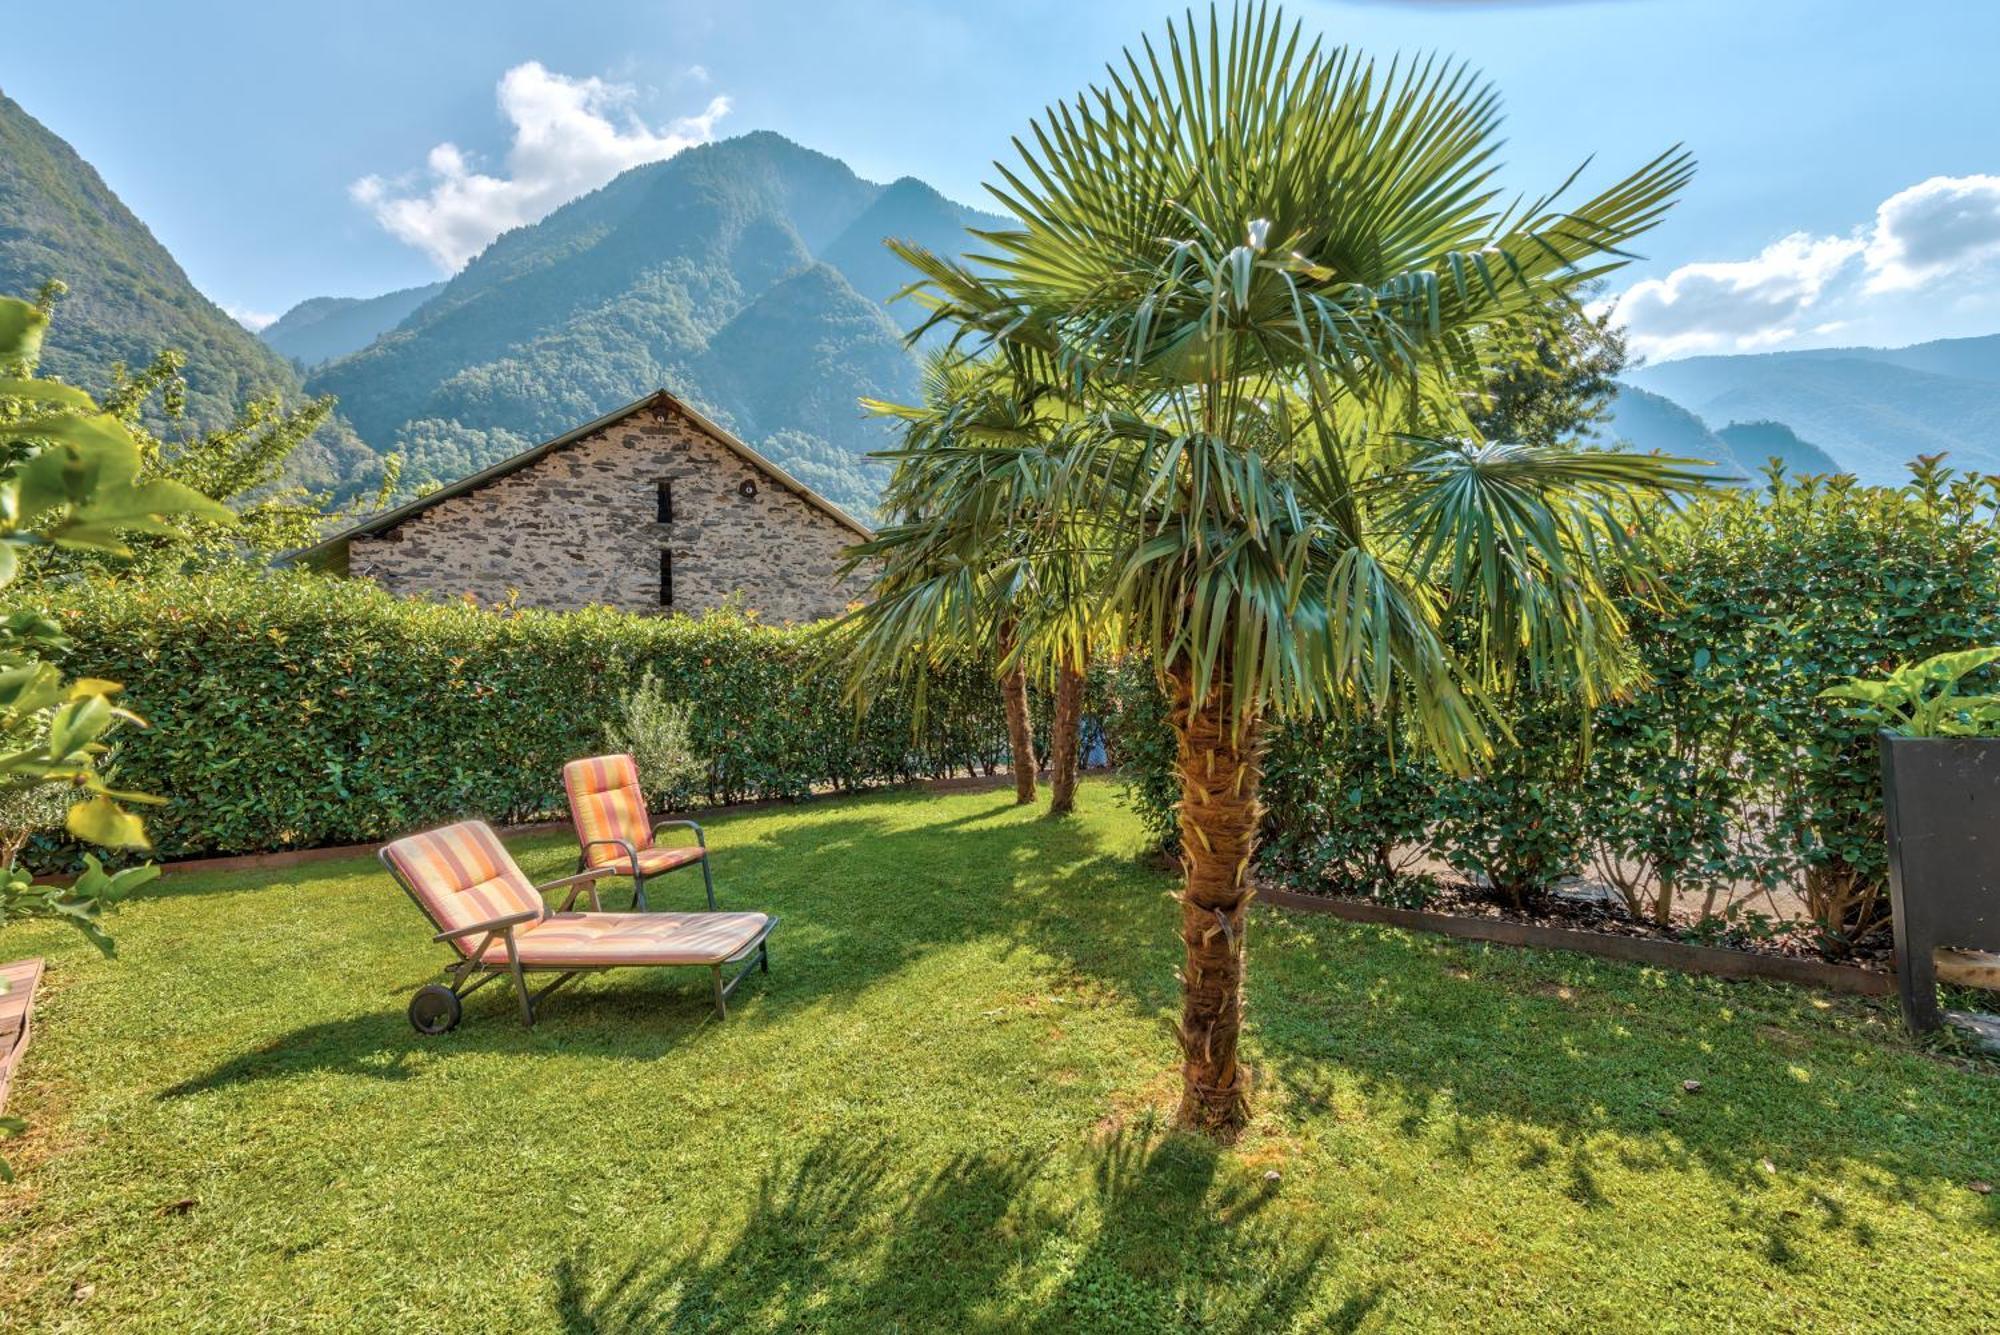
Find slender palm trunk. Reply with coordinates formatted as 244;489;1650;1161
999;620;1038;805
1048;648;1088;815
1166;656;1263;1135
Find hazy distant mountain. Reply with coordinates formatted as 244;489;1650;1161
1599;383;1730;468
1600;385;1842;483
0;89;379;493
1625;338;2000;482
1714;420;1839;477
260;281;444;368
308;132;996;518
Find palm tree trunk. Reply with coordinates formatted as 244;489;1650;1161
999;621;1038;804
1166;656;1263;1135
1048;648;1088;815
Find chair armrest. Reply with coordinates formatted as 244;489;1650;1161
433;908;540;944
580;837;641;869
534;869;607;893
651;818;706;849
535;868;605;913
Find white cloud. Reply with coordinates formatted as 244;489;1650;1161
226;305;280;332
352;62;730;272
1611;232;1864;360
1864;174;2000;292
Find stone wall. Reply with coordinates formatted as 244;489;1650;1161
345;399;873;623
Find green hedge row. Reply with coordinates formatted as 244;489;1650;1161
1104;464;2000;955
29;570;1030;860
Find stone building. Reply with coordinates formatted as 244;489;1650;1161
298;391;875;622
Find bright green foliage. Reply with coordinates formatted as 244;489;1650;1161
0;294;230;851
602;669;708;810
856;3;1705;763
1110;460;2000;952
1821;646;2000;738
3;293;391;579
0;783;1993;1324
28;567;1041;862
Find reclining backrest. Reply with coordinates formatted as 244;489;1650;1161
564;754;651;869
383;821;544;956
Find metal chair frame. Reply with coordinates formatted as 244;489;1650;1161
380;847;775;1024
578;818;712;912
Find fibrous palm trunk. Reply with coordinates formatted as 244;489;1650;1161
1166;656;1263;1135
1048;650;1088;815
999;621;1038;805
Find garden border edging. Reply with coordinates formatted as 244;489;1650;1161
1258;886;1894;996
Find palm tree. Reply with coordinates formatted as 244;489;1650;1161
857;356;1096;810
847;5;1706;1134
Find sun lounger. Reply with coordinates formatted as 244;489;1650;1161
380;820;774;1030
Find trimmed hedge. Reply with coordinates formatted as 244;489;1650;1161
29;570;1027;860
1107;464;2000;954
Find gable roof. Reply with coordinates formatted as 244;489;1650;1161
286;389;875;564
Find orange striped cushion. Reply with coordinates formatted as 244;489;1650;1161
383;821;545;957
564;754;652;869
477;911;769;967
595;845;705;877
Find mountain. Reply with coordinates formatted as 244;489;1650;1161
1599;385;1842;483
0;90;379;494
259;281;444;368
1714;420;1840;477
308;132;995;520
1599;383;1730;467
818;176;1004;327
1624;339;2000;483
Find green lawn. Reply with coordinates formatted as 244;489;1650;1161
1;778;1994;1331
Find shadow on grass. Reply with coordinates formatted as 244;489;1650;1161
550;1121;1362;1332
159;799;1168;1099
153;787;2000;1261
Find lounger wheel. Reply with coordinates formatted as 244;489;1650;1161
408;984;462;1035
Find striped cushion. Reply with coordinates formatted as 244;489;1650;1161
564;754;653;869
382;821;545;957
477;911;770;967
596;845;706;877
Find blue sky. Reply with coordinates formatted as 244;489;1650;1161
7;0;2000;360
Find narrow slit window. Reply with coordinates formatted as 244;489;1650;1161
659;548;674;608
655;480;674;523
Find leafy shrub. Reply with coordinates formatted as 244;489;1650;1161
603;669;707;810
1106;461;2000;955
27;567;1023;862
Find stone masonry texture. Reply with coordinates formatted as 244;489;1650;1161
346;399;873;622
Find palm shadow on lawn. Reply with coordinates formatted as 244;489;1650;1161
550;1120;1370;1333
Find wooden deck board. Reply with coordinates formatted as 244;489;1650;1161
0;956;46;1113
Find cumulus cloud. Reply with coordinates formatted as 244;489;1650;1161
352;62;730;272
225;305;280;332
1612;232;1864;360
1864;174;2000;292
1610;172;2000;360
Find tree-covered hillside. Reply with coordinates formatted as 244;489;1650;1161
307;132;994;521
1714;419;1839;477
0;90;380;495
260;281;444;369
1626;347;2000;482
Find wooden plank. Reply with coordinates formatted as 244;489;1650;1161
0;957;46;1114
1258;889;1895;997
0;957;44;1042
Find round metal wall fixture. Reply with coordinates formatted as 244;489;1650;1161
739;480;758;499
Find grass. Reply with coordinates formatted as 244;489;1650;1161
0;777;1995;1331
